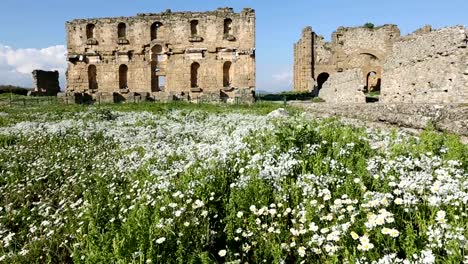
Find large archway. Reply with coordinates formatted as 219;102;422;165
118;23;126;39
317;72;330;92
88;65;97;90
151;45;164;92
119;65;128;89
365;71;381;103
191;62;200;88
86;24;95;39
151;22;162;41
223;61;232;87
190;20;199;36
224;18;233;35
365;71;381;92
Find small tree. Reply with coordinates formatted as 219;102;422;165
363;22;375;29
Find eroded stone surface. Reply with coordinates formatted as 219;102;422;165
267;108;290;118
65;7;256;103
293;24;468;105
294;24;399;95
319;69;366;104
291;101;468;137
381;26;468;104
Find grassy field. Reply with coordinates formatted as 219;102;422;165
0;102;467;263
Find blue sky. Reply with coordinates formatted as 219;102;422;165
0;0;467;91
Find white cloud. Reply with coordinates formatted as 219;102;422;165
272;70;293;84
0;44;67;88
257;66;293;93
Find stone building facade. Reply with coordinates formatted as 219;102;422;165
293;24;468;104
65;7;256;103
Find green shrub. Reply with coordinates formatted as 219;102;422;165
363;23;375;29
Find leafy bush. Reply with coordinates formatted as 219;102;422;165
258;91;314;102
363;23;375;29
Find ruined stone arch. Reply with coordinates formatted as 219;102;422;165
118;23;126;38
224;18;233;35
356;49;385;61
151;22;162;41
317;72;330;91
88;65;97;90
86;23;95;39
223;61;232;87
190;20;199;36
347;53;381;68
119;64;128;89
191;62;200;88
366;71;381;92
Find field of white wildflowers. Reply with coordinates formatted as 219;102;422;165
0;103;467;264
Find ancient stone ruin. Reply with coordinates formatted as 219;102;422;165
63;7;256;103
294;24;468;104
29;70;61;96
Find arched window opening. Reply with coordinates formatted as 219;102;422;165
151;45;163;62
86;24;95;39
118;23;126;38
317;72;330;90
191;62;200;88
119;65;128;89
88;65;97;90
224;18;233;35
365;71;380;103
151;22;162;41
190;20;199;36
223;61;232;87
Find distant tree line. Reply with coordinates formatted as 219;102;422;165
0;85;31;95
257;91;315;101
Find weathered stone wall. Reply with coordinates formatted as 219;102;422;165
314;35;332;66
294;24;399;93
381;26;468;104
291;102;468;138
293;27;313;92
294;23;467;105
66;7;255;103
31;70;60;96
319;69;366;103
331;25;398;59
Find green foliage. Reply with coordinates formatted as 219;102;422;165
311;97;325;103
0;105;466;263
0;85;31;95
363;23;375;29
258;91;314;102
366;90;381;97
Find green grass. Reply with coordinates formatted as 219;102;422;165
0;101;301;127
0;100;297;114
0;102;466;263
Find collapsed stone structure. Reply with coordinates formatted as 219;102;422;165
64;7;256;103
29;70;61;96
382;26;468;104
294;24;468;104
